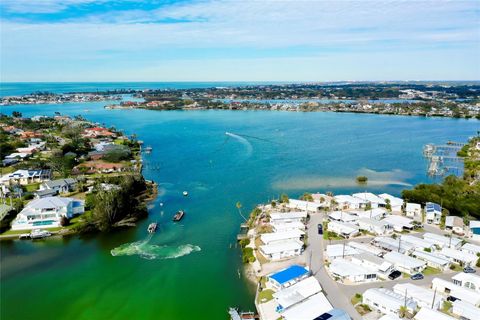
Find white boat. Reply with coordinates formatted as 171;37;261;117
29;229;52;239
183;191;188;196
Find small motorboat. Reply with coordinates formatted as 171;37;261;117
144;146;153;153
173;210;185;222
29;229;52;239
147;222;158;233
183;191;188;196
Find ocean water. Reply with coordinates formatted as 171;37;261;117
0;83;479;320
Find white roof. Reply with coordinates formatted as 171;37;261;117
432;278;480;305
353;253;393;272
379;315;401;320
462;243;480;255
326;244;359;258
260;239;303;255
412;250;450;266
328;220;359;234
260;230;304;244
334;195;366;205
383;215;414;227
328;211;358;222
286;199;318;210
393;283;443;307
400;235;434;249
350;208;386;219
348;241;384;256
440;247;477;264
452;273;480;286
270;211;307;221
384;251;426;269
281;292;333;320
364;288;417;312
358;217;391;228
414;307;456;320
470;221;480;228
273;276;322;309
423;233;462;247
271;221;305;231
330;258;377;277
378;193;404;206
406;203;421;210
373;236;414;253
352;192;386;205
24;197;77;209
452;300;480;319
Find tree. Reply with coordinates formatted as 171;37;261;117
385;198;392;211
236;201;247;222
356;176;368;184
300;192;313;202
399;305;408;318
280;194;289;204
12;111;22;118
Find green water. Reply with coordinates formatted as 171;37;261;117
1;100;479;319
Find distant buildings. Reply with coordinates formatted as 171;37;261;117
0;169;51;186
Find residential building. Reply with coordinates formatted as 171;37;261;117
452;273;480;293
440;247;477;266
357;218;393;235
273;276;321;312
349;208;386;220
452;300;480;320
314;309;351;320
470;221;480;242
405;203;422;218
34;188;58;199
378;193;403;212
382;215;414;232
327;221;359;238
286;199;320;213
414;308;455;320
328;211;358;224
329;258;377;283
351;253;394;278
348;241;384;256
372;236;414;254
411;250;450;270
11;197;84;230
281;292;333;320
363;288;417;316
259;239;304;261
462;243;480;256
311;193;333;209
425;202;442;224
260;230;304;245
38;178;77;195
325;244;359;260
271;221;305;233
383;251;426;274
0;169;51;186
267;265;310;290
423;233;462;249
432;278;480;306
270;211;307;224
333;195;366;210
352;192;386;208
393;283;443;309
400;235;435;250
445;216;465;235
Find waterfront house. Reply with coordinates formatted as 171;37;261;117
311;193;333;209
363;288;417;316
382;215;414;232
446;216;465;235
352;192;386;208
325;244;359;260
271;221;305;233
411;250;450;270
351;253;394;279
273;276;321;312
393;283;443;309
83;127;115;138
0;169;51;186
462;243;480;256
383;251;426;274
452;273;480;293
378;193;404;212
281;292;333;320
286;199;320;213
423;232;462;249
267;265;310;290
357;217;393;235
327;220;359;238
440;247;477;266
349;208;386;220
469;221;480;242
38;178;77;195
405;203;422;218
259;239;304;261
452;299;480;320
260;230;304;245
329;258;378;283
73;161;126;174
333;195;366;210
328;211;358;224
425;202;442;224
414;308;456;320
11;196;84;230
270;211;307;224
432;278;480;306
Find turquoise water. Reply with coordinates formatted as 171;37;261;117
1;87;479;319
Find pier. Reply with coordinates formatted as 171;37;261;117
424;142;465;177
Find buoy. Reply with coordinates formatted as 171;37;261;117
183;191;188;196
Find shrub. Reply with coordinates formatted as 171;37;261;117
356;176;368;184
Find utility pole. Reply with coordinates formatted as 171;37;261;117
398;236;402;253
343;240;346;259
431;288;437;309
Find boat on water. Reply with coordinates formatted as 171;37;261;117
20;229;52;240
228;307;257;320
147;222;158;233
183;191;188;196
172;210;185;222
144;146;153;153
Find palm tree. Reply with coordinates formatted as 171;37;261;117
236;202;247;222
399;305;408;318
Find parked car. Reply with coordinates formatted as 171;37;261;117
317;224;323;235
447;296;458;302
388;270;401;280
464;266;476;273
411;273;424;280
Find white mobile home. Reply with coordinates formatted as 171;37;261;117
363;288;417;316
281;292;333;320
348;241;384;256
372;236;414;254
260;230;304;245
400;235;435;250
328;211;358;224
333;195;366;210
414;308;455;320
446;216;465;235
405;203;422;218
432;278;480;306
423;233;462;249
378;193;403;212
259;239;304;261
452;273;480;293
325;244;359;260
349;208;386;220
383;251;426;274
271;221;305;233
393;283;443;309
462;243;480;256
452;299;480;320
329;258;377;283
270;211;307;224
273;276;322;311
382;215;414;232
440;247;477;266
351;253;394;278
352;192;386;208
411;250;450;270
286;199;320;213
357;218;393;235
327;220;359;239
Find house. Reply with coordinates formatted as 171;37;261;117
414;308;456;320
349;208;386;220
267;265;310;290
446;216;465;235
271;221;305;233
260;230;304;245
273;276;321;312
325;244;359;260
382;215;414;232
73;161;126;174
311;193;333;208
38;178;77;195
328;211;358;224
440;247;477;266
83;127;115;138
270;211;307;224
259;239;304;261
423;232;462;249
281;292;333;320
432;278;480;306
425;202;442;224
379;315;401;320
363;288;417;316
352;192;386;208
393;283;443;309
452;273;480;293
378;193;404;212
314;309;351;320
372;236;414;254
0;169;51;186
400;235;435;250
11;197;84;230
405;203;422;218
462;243;480;256
327;221;359;238
88;150;106;160
411;250;450;270
383;251;426;274
351;253;394;278
348;241;384;256
286;199;320;213
470;221;480;242
34;188;58;199
329;258;377;283
452;299;480;320
333;195;366;210
357;218;393;235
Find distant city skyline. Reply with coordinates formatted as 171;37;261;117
1;0;479;82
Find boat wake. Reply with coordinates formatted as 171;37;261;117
225;132;253;157
110;235;201;260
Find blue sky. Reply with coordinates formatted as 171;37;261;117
1;0;479;82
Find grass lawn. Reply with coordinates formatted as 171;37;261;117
402;272;410;278
423;266;441;276
351;293;362;306
1;226;63;236
257;289;274;304
25;183;40;192
0;166;16;175
355;304;371;316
